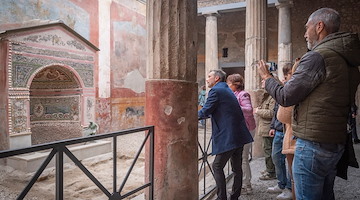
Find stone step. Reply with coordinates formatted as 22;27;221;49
7;140;112;172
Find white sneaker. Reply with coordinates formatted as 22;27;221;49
267;185;283;193
276;188;292;200
241;185;253;195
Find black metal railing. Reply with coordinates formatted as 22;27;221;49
0;126;155;200
198;119;233;200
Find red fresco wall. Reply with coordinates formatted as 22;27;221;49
69;0;99;47
108;2;146;131
0;41;9;150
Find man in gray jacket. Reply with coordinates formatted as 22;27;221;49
258;8;360;200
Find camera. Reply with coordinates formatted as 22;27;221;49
266;62;278;72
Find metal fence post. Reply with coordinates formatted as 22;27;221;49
150;127;154;200
56;147;64;200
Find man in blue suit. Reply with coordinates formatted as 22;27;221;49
198;70;253;200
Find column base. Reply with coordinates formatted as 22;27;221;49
145;79;199;199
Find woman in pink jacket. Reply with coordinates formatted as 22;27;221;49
227;74;256;194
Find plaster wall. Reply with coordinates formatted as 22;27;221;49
106;1;146;131
95;0;147;133
291;0;360;59
0;0;99;45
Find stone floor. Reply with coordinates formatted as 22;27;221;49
1;126;360;199
207;142;360;200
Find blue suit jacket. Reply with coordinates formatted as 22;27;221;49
198;82;253;155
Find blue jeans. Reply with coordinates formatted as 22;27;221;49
272;130;291;189
293;138;345;200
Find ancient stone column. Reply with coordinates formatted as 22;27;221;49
98;0;111;98
205;13;219;76
145;1;198;199
245;0;267;158
276;0;293;81
245;0;267;91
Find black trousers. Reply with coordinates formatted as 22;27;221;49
213;146;244;200
349;118;359;140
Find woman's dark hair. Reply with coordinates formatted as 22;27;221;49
226;74;245;90
282;63;293;76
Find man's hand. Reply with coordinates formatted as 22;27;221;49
257;60;272;80
269;129;275;137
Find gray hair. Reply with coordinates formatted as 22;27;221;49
308;8;340;33
210;69;227;82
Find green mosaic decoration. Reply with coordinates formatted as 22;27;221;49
30;96;80;121
11;50;94;88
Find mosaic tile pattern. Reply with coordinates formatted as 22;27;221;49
12;54;93;88
30;96;80;121
10;98;28;134
12;44;94;61
31;66;79;89
86;97;95;121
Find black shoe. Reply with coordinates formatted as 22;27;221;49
354;139;360;144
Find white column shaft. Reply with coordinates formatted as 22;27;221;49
98;0;111;98
205;14;219;75
245;0;267;91
277;1;293;81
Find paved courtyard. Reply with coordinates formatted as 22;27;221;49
207;142;360;200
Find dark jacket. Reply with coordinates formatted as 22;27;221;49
265;32;360;144
198;82;253;155
270;102;283;132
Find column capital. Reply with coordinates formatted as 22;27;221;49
203;12;220;18
275;0;293;9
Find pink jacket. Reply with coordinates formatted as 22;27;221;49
234;90;256;131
